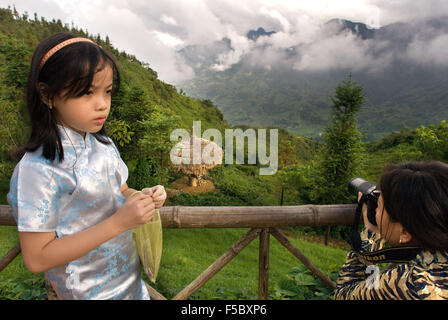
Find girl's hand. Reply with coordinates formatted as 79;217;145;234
142;185;167;208
358;192;379;234
113;192;155;232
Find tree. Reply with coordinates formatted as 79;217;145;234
0;35;31;89
106;119;134;147
278;139;297;169
414;120;448;161
311;75;365;244
137;105;181;186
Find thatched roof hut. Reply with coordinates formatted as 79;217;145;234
172;129;223;186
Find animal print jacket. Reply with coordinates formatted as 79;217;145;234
335;228;448;300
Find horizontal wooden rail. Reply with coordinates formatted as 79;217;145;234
0;204;357;228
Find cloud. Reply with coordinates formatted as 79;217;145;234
1;0;448;83
293;33;394;74
259;6;291;33
0;0;69;23
407;33;448;67
153;31;184;47
160;14;177;26
368;0;448;25
211;27;253;71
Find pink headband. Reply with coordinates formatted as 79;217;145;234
39;37;98;69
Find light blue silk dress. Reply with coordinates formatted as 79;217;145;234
7;125;150;300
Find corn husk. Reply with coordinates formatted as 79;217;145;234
133;209;162;283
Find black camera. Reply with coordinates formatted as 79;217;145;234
348;178;380;226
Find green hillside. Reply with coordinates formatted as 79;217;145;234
0;8;228;133
0;7;232;187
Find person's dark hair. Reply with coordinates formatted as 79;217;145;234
379;161;448;251
14;32;120;162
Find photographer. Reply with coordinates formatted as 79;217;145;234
335;161;448;300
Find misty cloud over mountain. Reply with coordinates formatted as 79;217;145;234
179;16;448;77
5;0;448;84
178;17;448;140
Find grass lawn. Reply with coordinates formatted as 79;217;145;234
0;226;32;279
151;228;347;299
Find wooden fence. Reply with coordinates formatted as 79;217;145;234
0;204;357;300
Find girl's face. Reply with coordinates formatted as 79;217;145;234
52;64;113;138
376;194;404;246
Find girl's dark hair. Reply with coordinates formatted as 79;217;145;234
380;161;448;251
15;32;120;162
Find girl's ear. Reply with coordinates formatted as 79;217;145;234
399;226;413;245
38;82;52;106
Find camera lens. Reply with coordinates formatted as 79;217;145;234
348;178;376;196
348;178;379;226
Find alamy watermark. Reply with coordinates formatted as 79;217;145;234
365;265;380;290
170;121;278;175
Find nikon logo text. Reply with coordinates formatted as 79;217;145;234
364;254;386;262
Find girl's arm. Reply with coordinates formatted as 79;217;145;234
120;183;139;200
19;192;155;274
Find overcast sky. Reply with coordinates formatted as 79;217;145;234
1;0;448;83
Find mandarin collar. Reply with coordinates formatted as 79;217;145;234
57;125;91;149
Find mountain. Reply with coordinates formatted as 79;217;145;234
324;19;375;40
246;27;276;41
178;18;448;140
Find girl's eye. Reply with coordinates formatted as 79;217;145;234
86;90;94;96
106;90;112;95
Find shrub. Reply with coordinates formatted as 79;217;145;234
170;191;245;206
0;274;47;300
271;265;339;300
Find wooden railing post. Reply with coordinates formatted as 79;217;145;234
172;228;262;300
0;242;21;273
270;228;336;290
258;228;270;300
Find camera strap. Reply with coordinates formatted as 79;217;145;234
349;195;422;263
356;245;422;264
348;195;365;252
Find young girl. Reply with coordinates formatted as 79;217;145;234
7;32;167;300
335;161;448;300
